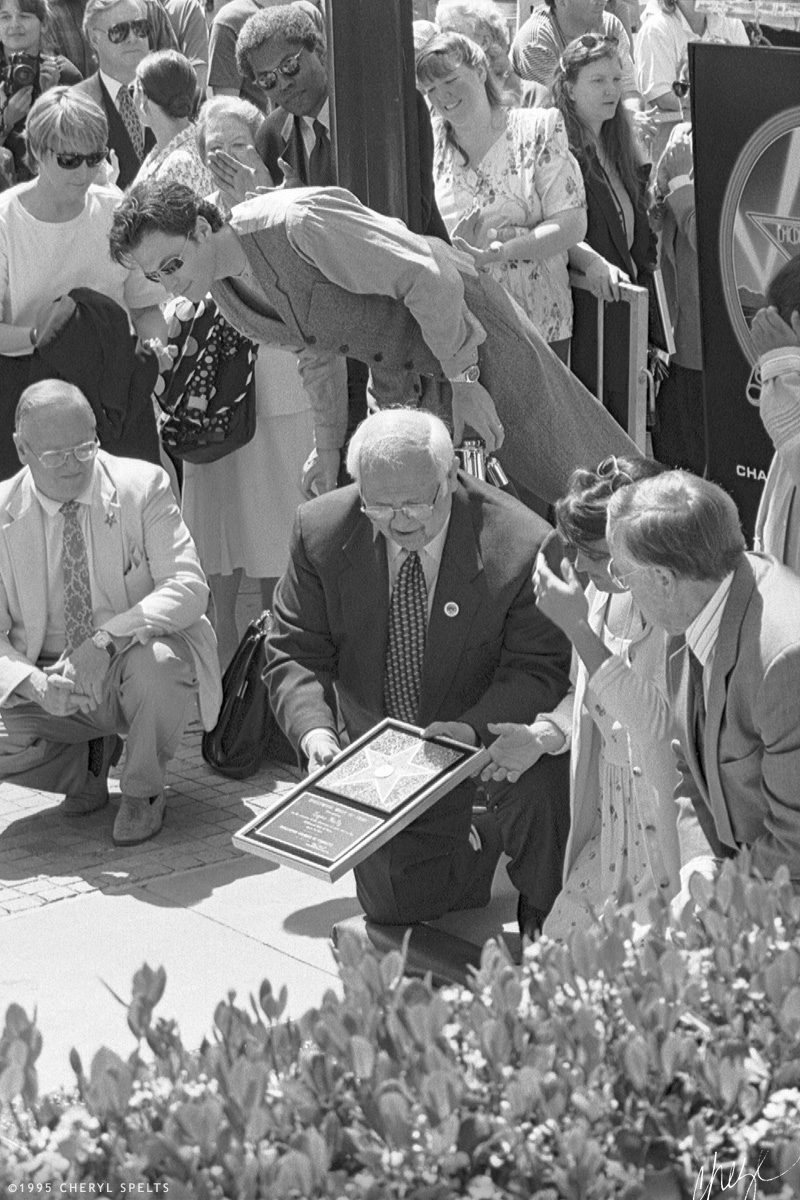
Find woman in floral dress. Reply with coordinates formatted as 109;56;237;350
484;456;686;936
416;30;586;360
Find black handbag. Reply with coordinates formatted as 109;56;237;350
201;612;295;779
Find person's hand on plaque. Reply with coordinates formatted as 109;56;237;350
422;720;477;746
303;728;340;773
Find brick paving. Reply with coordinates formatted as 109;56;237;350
0;720;301;915
0;581;298;917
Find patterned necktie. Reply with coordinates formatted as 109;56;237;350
308;117;332;184
383;550;427;724
117;83;144;162
61;500;94;652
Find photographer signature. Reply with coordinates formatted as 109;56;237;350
694;1150;800;1200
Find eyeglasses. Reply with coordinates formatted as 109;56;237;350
253;49;303;92
142;233;190;283
361;484;442;524
566;541;608;565
28;439;99;470
607;556;647;589
597;455;634;492
51;148;108;170
672;79;690;98
104;17;149;43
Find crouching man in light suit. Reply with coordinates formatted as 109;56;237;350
0;381;221;846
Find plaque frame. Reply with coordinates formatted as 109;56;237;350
232;718;490;882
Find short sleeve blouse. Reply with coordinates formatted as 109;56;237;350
433;106;586;342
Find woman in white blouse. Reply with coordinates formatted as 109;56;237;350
133;49;212;194
416;30;586;360
0;86;164;478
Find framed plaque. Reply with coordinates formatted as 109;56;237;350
233;718;489;882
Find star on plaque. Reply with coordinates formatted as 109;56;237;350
324;728;461;813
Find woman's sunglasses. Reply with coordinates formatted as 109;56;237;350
597;454;634;491
51;148;108;169
672;79;690;98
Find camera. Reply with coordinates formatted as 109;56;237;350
456;437;509;488
1;52;39;96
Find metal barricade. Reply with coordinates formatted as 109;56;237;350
569;273;649;452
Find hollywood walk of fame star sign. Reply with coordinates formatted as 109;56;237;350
233;719;490;881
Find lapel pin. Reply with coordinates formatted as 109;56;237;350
444;601;459;618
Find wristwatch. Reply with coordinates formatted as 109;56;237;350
450;363;480;384
91;630;116;658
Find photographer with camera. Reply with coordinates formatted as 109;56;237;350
0;0;81;183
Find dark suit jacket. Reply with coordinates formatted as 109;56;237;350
262;90;449;241
669;553;800;882
72;73;155;190
265;473;571;753
570;160;657;411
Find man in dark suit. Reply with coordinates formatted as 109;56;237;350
73;0;156;188
232;3;449;241
265;409;571;931
606;470;800;906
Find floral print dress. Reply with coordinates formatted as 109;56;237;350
543;611;655;939
432;106;585;343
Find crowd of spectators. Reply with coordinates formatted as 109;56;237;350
1;0;799;941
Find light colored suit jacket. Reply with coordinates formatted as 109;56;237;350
0;452;221;729
669;552;800;882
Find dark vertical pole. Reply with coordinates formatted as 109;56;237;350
327;0;421;233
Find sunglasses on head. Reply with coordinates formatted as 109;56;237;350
51;148;108;169
253;49;303;92
575;32;619;49
597;454;634;491
105;17;149;43
142;232;190;283
672;78;690;97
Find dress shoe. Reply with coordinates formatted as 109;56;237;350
113;792;165;846
517;893;546;942
61;735;122;817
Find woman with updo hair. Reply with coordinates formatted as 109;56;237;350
484;454;686;938
132;49;211;192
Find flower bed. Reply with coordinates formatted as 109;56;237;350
2;857;800;1198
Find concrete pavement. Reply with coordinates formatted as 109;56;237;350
0;582;517;1096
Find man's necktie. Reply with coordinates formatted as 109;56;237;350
117;84;145;162
61;500;94;652
308;118;332;184
688;647;707;771
383;550;427;723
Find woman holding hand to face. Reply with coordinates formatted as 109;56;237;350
484;455;685;937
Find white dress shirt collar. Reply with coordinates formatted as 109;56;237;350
99;70;127;103
685;571;734;672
